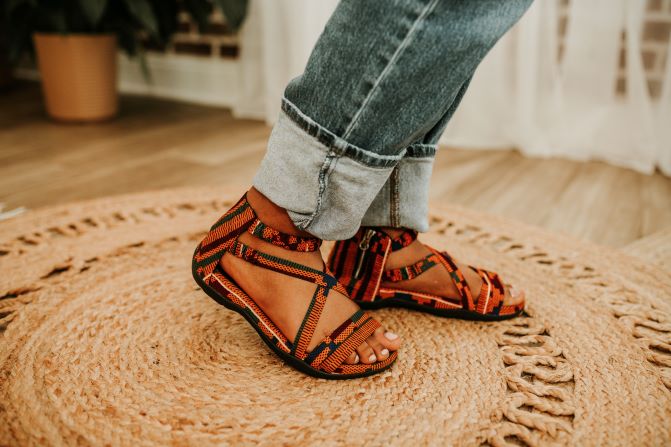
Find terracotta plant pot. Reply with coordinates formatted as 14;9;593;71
33;33;118;122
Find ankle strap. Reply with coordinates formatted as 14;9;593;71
247;217;321;252
386;228;418;251
382;252;441;282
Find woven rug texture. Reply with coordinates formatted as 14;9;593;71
1;187;670;446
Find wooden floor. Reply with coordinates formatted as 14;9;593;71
2;81;670;248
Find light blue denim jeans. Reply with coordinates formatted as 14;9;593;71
253;0;533;240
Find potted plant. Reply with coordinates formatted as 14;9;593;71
4;0;247;122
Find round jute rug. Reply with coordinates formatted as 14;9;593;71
1;187;670;446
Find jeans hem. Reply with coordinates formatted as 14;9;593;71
253;110;395;240
405;144;436;158
360;154;435;233
281;98;406;168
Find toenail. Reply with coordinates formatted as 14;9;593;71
385;331;398;340
368;354;377;362
381;349;389;358
354;354;359;363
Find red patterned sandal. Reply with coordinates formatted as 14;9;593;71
192;194;398;379
327;227;524;321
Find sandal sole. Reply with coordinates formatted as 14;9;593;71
192;248;396;380
354;295;524;321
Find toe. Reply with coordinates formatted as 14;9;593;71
374;327;401;352
344;351;360;365
503;284;525;306
356;343;377;364
366;334;390;360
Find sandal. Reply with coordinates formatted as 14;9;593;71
327;227;524;321
192;194;398;379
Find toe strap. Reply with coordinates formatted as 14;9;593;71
304;310;381;374
472;268;503;315
433;248;522;316
471;267;524;316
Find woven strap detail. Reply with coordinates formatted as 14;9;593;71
471;267;507;315
388;229;418;251
194;193;384;371
305;310;381;373
432;248;510;315
227;240;335;288
226;239;355;359
428;247;477;311
382;252;441;282
324;265;350;296
247;218;321;252
193;193;322;280
193;195;255;278
291;283;329;359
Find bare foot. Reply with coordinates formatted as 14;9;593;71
379;227;524;307
221;188;401;364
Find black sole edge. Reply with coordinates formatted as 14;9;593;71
191;250;395;380
354;295;524;322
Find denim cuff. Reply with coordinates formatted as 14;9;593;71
360;147;435;232
253;105;401;240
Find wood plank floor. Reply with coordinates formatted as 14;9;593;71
2;81;670;248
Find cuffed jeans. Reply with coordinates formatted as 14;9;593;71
253;0;532;240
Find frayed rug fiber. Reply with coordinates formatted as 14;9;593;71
1;187;670;446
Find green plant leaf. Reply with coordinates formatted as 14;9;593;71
5;0;36;16
136;44;152;84
43;6;67;33
6;8;35;63
122;0;158;38
111;17;139;56
3;0;249;68
182;0;211;33
211;0;248;31
148;0;178;43
78;0;108;28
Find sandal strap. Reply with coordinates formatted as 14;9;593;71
196;193;368;368
472;267;506;315
388;229;418;251
227;240;335;287
226;239;351;358
325;266;349;296
194;194;255;278
247;218;321;252
360;228;513;317
433;248;508;315
291;282;329;359
304;310;381;373
194;192;321;279
382;252;441;282
292;265;350;358
428;247;477;311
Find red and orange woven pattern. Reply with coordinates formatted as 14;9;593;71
328;227;524;319
192;193;397;378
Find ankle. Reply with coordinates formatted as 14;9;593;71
247;187;315;239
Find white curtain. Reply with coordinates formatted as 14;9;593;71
232;0;339;120
233;0;671;175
